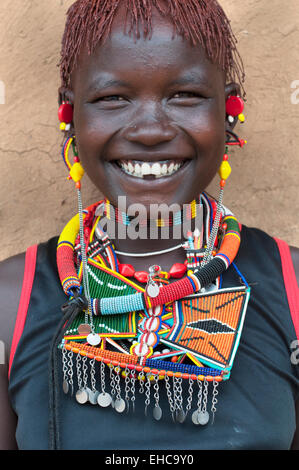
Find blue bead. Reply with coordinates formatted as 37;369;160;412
100;293;143;315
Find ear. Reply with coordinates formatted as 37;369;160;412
58;86;75;106
224;82;242;132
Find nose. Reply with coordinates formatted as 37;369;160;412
124;104;178;147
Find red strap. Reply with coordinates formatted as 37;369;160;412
275;238;299;341
8;244;38;379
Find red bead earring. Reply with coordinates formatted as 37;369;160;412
226;95;245;124
58;101;73;132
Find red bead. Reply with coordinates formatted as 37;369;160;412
118;263;135;277
134;271;149;283
171;356;178;363
169;263;187;279
226;95;244;117
223;153;229;161
58;102;73;124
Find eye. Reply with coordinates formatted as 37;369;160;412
101;95;125;101
92;95;126;103
172;91;202;99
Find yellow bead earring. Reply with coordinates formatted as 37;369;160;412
62;135;85;190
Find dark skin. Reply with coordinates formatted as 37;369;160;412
0;11;299;450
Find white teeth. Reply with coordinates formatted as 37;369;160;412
151;163;162;176
168;163;174;174
161;164;168;175
141;163;151;175
134;163;141;175
118;160;184;178
128;162;134;173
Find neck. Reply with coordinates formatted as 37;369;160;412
97;193;204;254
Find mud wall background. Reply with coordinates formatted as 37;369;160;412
0;0;298;261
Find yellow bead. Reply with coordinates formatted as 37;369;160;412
218;161;231;180
238;113;245;122
187;270;193;276
69;162;85;182
60;122;66;131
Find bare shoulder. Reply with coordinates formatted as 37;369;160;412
290;246;299;288
0;252;25;450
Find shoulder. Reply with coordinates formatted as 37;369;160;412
290;246;299;288
0;252;26;450
0;252;26;353
241;226;299;286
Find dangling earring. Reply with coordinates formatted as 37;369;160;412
202;105;247;266
61;135;85;189
59;110;93;330
59;101;84;189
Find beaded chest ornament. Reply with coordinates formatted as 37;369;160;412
55;99;250;426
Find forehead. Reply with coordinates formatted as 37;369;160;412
72;8;225;93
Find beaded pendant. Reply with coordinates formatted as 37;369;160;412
58;194;251;426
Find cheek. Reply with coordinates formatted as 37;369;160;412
172;98;225;146
188;110;226;165
73;105;115;167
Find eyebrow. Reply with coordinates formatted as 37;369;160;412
87;70;214;93
168;71;214;89
88;78;130;92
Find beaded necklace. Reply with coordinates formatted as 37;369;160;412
56;192;250;426
98;196;200;227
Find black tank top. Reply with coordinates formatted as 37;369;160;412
8;226;299;450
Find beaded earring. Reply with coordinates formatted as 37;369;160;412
226;95;245;124
61;135;85;189
58;101;74;132
202;106;247;268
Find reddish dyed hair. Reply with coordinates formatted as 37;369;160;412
59;0;245;95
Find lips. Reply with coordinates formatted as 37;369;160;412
113;159;188;179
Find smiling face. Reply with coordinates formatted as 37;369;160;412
65;10;236;212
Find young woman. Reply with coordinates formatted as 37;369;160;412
0;0;298;450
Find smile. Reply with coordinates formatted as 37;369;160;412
115;160;186;179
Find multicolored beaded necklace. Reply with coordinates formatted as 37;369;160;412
56;192;250;426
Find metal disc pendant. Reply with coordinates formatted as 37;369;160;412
88;390;100;405
146;282;160;298
87;333;101;346
77;323;92;335
153;405;162;421
76;388;89;405
176;408;186;423
97;392;112;408
192;410;200;425
197;410;210;425
62;380;69;394
114;398;126;413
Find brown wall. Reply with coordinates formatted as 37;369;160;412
0;0;299;261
